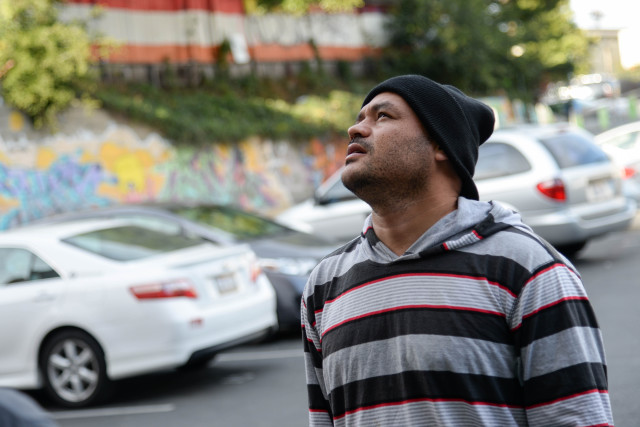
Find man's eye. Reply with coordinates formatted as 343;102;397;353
377;112;389;119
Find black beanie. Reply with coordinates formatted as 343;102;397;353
361;74;495;200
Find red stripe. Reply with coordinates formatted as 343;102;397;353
322;304;505;337
442;242;450;251
526;388;608;410
65;0;245;13
472;230;482;239
334;396;524;420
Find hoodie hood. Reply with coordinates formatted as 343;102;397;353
361;198;530;262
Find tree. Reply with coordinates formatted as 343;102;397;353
382;0;590;105
0;0;112;129
243;0;364;14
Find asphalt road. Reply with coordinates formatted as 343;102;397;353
43;219;640;427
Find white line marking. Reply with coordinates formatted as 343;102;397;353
50;404;176;420
218;348;302;362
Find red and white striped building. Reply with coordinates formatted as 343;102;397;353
60;0;388;69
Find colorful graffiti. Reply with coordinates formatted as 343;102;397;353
0;109;346;229
0;125;172;228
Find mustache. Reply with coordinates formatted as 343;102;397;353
349;137;371;150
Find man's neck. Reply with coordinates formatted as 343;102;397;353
370;195;458;256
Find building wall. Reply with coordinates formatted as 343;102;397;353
0;103;346;230
584;29;623;75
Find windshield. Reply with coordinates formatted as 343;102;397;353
169;206;293;240
63;225;204;261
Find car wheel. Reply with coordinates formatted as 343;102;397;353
40;330;111;408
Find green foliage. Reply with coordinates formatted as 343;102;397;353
381;0;590;103
0;0;111;128
96;83;363;145
244;0;364;14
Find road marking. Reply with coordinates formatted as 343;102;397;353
50;404;175;420
218;348;302;362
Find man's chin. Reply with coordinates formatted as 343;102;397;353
342;165;367;195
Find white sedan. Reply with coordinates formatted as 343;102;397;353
0;218;278;408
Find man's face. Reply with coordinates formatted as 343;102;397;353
342;92;434;206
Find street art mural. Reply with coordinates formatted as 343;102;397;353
0;110;345;229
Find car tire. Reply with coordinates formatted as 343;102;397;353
178;354;217;371
39;330;111;408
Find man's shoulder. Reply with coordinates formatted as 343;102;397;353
471;225;569;272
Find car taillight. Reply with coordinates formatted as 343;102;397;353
622;166;636;179
130;279;197;299
250;260;262;283
536;178;566;201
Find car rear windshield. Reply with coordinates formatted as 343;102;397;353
539;132;609;169
62;225;204;261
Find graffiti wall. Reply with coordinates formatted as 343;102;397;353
0;106;346;230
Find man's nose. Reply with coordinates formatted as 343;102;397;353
348;120;371;140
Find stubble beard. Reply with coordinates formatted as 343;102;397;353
343;139;432;213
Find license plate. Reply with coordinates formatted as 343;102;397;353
214;273;238;295
586;178;615;202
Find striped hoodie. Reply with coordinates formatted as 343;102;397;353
302;198;613;426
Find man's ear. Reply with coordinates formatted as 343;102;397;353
434;145;449;161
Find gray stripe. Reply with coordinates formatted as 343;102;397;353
335;400;527;427
309;411;333;426
458;228;553;272
320;275;515;335
526;391;613;426
521;327;607;381
511;266;586;326
324;334;516;391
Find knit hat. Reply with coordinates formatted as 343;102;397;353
361;75;495;200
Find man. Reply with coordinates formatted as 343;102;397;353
0;388;59;427
301;75;613;426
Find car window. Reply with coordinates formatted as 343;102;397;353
0;248;60;285
475;142;532;180
62;225;205;261
602;131;640;151
539;132;609;168
170;206;291;240
317;177;357;204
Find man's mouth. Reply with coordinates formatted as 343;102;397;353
346;142;367;158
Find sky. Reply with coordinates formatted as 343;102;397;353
570;0;640;30
569;0;640;69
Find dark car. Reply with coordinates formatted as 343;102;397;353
29;203;337;331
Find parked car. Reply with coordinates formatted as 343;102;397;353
29;203;336;330
0;218;277;408
278;123;637;255
595;120;640;202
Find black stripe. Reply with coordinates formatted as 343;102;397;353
308;383;333;417
302;326;324;370
524;362;608;407
322;307;512;357
329;370;524;418
515;299;600;348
